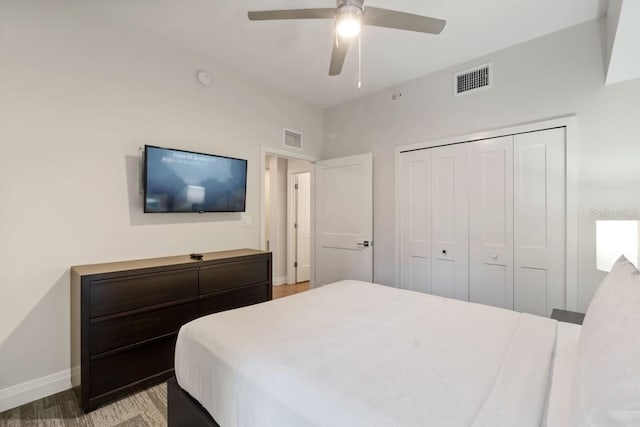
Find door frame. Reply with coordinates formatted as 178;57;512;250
260;146;318;286
394;115;579;310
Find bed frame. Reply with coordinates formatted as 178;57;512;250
167;377;220;427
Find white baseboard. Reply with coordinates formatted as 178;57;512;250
0;369;71;412
272;275;287;286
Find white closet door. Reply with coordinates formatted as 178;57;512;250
514;128;565;316
469;136;514;309
400;150;432;293
431;144;469;301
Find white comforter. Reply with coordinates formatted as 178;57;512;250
175;280;557;427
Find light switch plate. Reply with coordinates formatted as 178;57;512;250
241;214;252;227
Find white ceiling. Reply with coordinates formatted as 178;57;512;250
82;0;607;109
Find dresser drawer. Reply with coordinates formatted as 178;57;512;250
90;335;175;398
89;302;198;356
199;283;270;317
199;258;269;295
90;269;198;318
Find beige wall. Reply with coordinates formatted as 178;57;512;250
0;0;323;405
323;18;640;312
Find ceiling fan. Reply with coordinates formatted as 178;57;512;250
248;0;446;76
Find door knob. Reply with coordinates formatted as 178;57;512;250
491;253;498;260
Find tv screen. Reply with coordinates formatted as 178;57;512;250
144;145;247;213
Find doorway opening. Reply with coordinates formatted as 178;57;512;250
263;151;315;297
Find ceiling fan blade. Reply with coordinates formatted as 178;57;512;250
328;37;351;76
248;8;336;21
362;7;446;34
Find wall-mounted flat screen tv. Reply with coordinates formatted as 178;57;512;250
144;145;247;213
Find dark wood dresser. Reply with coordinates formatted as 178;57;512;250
70;249;272;412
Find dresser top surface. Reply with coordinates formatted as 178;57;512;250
71;249;268;276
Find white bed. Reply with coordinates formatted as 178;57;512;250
174;256;640;427
175;280;563;426
544;321;581;427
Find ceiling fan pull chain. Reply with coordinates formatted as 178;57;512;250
358;33;362;89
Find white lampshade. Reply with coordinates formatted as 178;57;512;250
596;220;638;272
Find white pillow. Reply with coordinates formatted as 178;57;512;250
578;256;636;354
571;255;640;426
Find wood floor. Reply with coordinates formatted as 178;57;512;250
272;281;310;299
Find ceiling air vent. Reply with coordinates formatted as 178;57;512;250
454;63;492;96
284;129;302;150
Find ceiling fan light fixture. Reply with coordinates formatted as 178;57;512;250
248;1;446;77
336;5;362;38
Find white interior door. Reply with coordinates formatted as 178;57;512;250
514;128;565;316
431;144;469;300
315;153;373;285
264;169;271;250
295;172;311;282
469;136;514;309
399;149;432;293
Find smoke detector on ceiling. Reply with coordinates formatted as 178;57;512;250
197;70;211;85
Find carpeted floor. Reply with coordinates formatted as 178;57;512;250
0;382;167;426
1;286;311;426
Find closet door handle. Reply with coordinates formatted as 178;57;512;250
356;241;370;247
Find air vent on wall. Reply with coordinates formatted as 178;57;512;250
284;129;302;150
454;63;492;96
